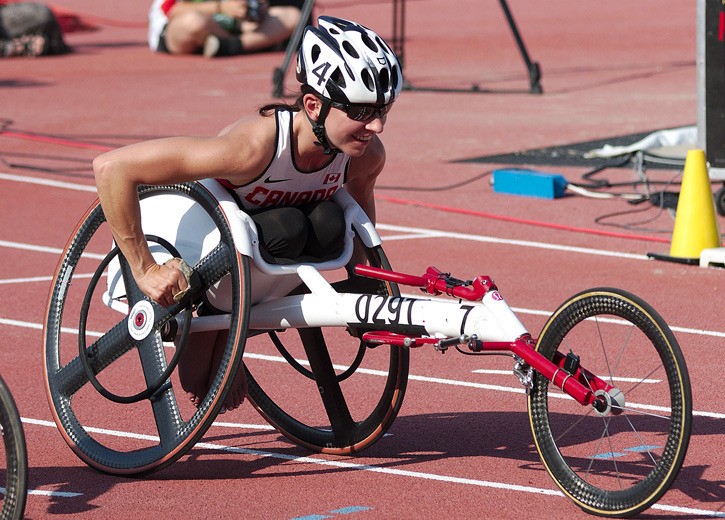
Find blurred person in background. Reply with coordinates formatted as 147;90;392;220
148;0;304;57
1;1;70;57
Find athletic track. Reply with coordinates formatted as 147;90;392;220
1;1;723;518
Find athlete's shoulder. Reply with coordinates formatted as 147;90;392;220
213;114;278;183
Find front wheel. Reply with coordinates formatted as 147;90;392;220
529;288;692;517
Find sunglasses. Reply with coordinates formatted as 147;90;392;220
326;98;394;123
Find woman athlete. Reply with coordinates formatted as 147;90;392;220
93;16;403;412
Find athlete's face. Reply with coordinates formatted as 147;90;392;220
305;94;392;156
325;104;388;156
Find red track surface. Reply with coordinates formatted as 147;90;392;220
1;1;723;518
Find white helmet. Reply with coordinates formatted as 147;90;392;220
297;16;403;105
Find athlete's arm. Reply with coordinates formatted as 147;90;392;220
92;116;275;304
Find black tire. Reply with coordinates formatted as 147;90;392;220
529;288;692;517
0;375;27;520
43;183;250;476
244;243;410;453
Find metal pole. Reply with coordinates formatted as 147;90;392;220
498;0;542;94
272;0;316;98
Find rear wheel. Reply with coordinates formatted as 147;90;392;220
43;183;251;476
529;288;692;517
244;242;410;453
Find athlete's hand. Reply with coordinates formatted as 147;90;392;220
137;258;191;307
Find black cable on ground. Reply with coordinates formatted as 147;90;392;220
377;170;493;192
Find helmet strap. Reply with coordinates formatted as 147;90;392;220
308;99;340;155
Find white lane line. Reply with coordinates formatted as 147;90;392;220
0;240;110;260
0;239;105;260
210;421;276;430
0;487;81;498
0;239;65;256
0;275;54;285
241;352;724;419
378;231;449;241
5;420;84;498
26;489;83;498
0;172;96;193
0;272;96;286
0;318;42;330
21;418;724;517
4;319;724;419
471;369;661;384
377;223;649;260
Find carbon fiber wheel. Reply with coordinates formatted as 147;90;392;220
0;375;27;520
244;243;410;453
43;183;250;476
529;288;691;517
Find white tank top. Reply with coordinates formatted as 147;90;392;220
220;110;350;211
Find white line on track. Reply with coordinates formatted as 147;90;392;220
0;239;66;256
20;419;725;517
377;223;650;260
0;275;54;285
5;420;84;498
0;239;106;260
472;369;661;384
0;172;96;193
0;272;96;286
0;171;649;263
0;487;81;499
2;318;724;420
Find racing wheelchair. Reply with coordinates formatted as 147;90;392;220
43;180;692;517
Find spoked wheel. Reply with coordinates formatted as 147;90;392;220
529;288;692;517
43;183;250;476
0;375;27;520
244;243;410;453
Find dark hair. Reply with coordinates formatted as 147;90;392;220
258;85;316;117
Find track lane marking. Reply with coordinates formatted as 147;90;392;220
0;487;81;498
377;223;648;260
3;417;85;499
21;418;725;517
0;172;96;193
3;318;724;419
0;239;105;259
472;369;661;384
